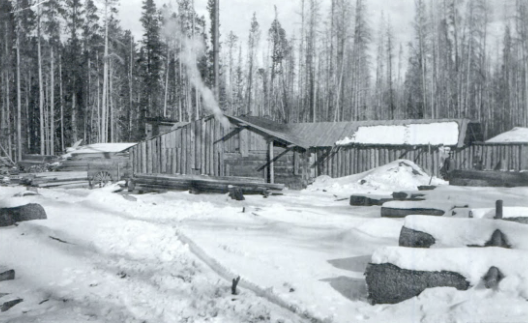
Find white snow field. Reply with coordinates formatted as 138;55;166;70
1;161;528;323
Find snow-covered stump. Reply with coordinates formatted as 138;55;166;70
470;206;528;224
367;247;528;304
400;216;528;249
365;263;469;305
0;203;47;227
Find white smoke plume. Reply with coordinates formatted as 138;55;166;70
162;8;230;129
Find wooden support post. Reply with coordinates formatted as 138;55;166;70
495;200;503;219
269;140;274;184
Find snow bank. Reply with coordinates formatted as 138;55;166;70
371;246;528;297
470;207;528;219
308;159;446;196
404;215;528;249
336;122;460;146
486;127;528;143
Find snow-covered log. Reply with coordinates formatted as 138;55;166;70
0;266;15;282
0;203;47;227
367;247;528;304
365;263;469;305
401;216;528;249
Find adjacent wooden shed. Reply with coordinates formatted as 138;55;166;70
129;116;493;188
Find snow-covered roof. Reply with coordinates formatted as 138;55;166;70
69;143;137;155
336;122;460;146
486;127;528;143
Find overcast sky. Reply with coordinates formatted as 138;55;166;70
118;0;506;60
119;0;416;46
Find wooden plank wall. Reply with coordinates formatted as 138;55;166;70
129;117;227;176
315;143;528;178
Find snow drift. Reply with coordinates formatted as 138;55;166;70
309;159;446;196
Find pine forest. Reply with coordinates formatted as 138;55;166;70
1;0;528;161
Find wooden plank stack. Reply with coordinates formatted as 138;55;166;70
19;171;89;188
129;173;284;195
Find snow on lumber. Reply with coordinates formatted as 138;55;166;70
401;216;528;249
371;246;528;292
486;127;528;143
309;159;446;196
470;207;528;219
336;122;459;146
61;142;136;159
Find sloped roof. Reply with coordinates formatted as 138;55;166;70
486;127;528;143
229;116;474;148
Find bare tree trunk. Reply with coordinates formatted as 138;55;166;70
213;0;220;102
101;3;109;143
59;53;64;151
38;5;45;155
16;15;22;160
50;47;55;154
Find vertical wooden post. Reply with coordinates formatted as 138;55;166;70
269;139;274;184
495;200;503;219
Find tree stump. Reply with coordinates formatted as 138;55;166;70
0;203;47;227
482;266;504;289
484;229;510;248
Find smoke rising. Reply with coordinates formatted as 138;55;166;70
163;10;230;129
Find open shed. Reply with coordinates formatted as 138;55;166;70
129;116;484;188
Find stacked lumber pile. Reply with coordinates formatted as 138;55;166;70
129;173;284;195
19;171;89;188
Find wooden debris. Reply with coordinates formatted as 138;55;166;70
228;186;245;201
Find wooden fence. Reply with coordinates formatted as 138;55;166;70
314;142;528;178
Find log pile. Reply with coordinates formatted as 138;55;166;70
19;171;89;188
129;173;284;195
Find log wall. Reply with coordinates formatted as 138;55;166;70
129;118;304;187
315;143;528;178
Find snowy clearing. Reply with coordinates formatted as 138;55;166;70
2;161;528;323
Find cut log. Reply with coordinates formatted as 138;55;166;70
1;299;23;312
0;267;15;282
392;192;426;201
418;185;436;191
0;203;47;227
349;195;392;206
381;207;445;218
365;263;470;305
402;216;528;249
399;227;435;248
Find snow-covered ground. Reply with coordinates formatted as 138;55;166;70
2;161;528;323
